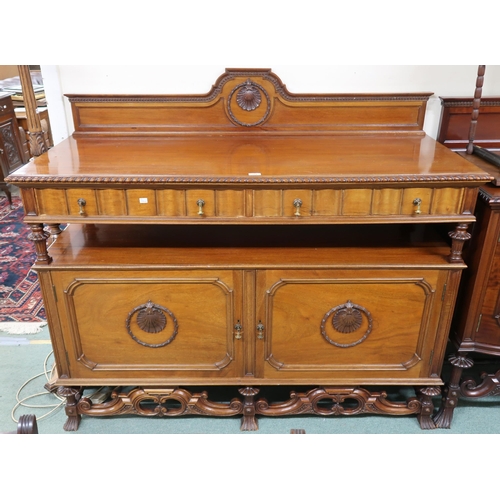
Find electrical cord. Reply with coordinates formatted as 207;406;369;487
11;350;65;423
11;349;110;424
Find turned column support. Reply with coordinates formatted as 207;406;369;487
433;353;474;428
448;223;471;263
27;223;52;264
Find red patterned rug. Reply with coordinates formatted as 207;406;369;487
0;195;46;331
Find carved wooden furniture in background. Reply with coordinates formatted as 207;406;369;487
433;66;500;427
0;94;29;206
438;96;500;153
6;69;492;431
17;65;49;157
15;108;53;156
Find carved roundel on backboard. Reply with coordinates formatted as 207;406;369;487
227;79;271;127
126;300;178;348
320;300;373;348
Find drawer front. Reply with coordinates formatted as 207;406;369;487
32;186;466;220
256;269;448;383
51;270;243;381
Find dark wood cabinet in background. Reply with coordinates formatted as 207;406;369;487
434;97;500;427
0;95;29;206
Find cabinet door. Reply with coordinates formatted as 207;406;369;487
477;239;500;350
256;269;449;385
50;269;243;383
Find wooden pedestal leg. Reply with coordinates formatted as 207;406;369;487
57;386;83;431
1;185;13;208
433;353;474;428
416;387;440;429
27;223;52;264
448;223;471;263
239;387;260;431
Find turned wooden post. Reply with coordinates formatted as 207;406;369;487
17;65;49;157
448;223;471;263
466;65;486;155
28;223;52;264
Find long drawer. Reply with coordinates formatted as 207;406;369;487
27;186;467;220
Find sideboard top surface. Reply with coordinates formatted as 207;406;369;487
7;134;492;186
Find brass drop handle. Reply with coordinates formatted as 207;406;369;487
77;198;87;216
293;198;303;216
413;198;422;215
234;320;242;340
257;320;265;340
197;199;205;215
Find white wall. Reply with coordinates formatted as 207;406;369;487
40;65;500;144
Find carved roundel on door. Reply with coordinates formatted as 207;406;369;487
227;79;271;127
126;300;178;348
320;300;373;348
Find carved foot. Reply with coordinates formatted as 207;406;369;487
57;386;83;432
433;353;473;428
432;386;456;429
416;387;440;430
239;387;260;431
63;415;82;432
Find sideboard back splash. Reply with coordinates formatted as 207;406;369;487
66;68;431;136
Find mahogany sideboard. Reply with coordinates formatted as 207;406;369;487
6;69;492;431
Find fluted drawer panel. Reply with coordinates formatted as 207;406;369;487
372;189;403;215
157;189;186;216
216;189;246;217
35;189;69;216
126;189;157;217
253;189;282;217
312;189;342;216
96;189;126;216
431;187;465;215
342;189;373;216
